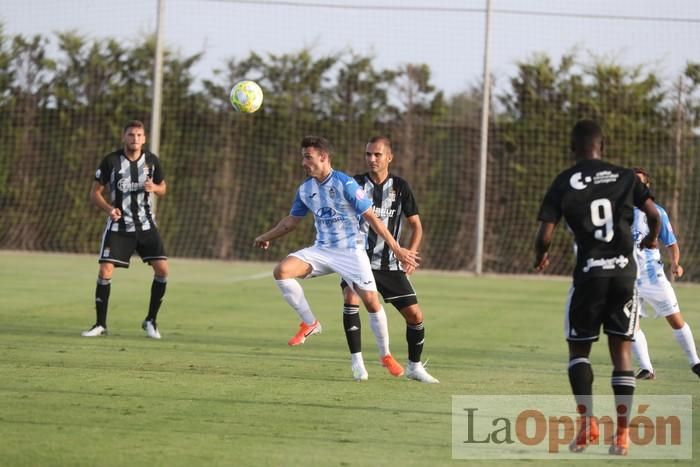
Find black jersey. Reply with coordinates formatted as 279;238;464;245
537;159;651;285
95;150;164;233
355;173;419;271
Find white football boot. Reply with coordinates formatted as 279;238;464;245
81;324;107;337
351;361;369;381
142;320;161;339
405;361;439;383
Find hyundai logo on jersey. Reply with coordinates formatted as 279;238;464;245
316;207;337;218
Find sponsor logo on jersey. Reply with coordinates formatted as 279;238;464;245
582;255;630;273
592;170;619;184
372;206;396;218
317;207;337;218
316;207;343;226
117;178;145;193
569;172;592;190
568;170;617;190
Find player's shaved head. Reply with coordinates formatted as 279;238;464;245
570;119;603;158
367;135;393;154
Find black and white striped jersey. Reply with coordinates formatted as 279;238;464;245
354;173;419;271
95;150;164;233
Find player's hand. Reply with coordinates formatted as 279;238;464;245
402;249;420;274
253;236;270;250
639;234;658;250
396;247;419;269
671;263;684;278
144;177;154;192
109;207;122;222
534;253;550;272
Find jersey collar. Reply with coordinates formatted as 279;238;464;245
318;169;334;186
367;171;390;186
122;151;145;163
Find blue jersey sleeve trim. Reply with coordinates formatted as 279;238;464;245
657;204;677;247
290;190;308;217
339;172;372;214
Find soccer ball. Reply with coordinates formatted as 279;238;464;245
229;80;263;113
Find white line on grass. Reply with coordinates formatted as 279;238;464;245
228;271;271;283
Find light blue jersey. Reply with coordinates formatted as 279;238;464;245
290;169;372;249
632;203;677;284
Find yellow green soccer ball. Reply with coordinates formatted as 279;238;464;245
229;80;263;113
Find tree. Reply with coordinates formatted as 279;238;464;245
495;53;668;275
326;52;396;172
0;33;55;250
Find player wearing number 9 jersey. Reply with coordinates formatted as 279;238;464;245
534;119;660;456
538;162;654;287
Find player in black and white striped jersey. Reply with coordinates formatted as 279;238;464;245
340;136;438;383
81;120;169;339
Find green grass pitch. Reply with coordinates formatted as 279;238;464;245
0;251;698;466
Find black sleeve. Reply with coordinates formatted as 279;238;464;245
537;179;562;223
95;156;111;185
148;153;165;184
398;178;419;217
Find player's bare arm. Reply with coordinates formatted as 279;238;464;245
403;214;423;274
254;215;303;249
90;181;121;221
144;178;166;196
639;198;660;250
667;243;684;278
362;210;419;268
533;221;555;271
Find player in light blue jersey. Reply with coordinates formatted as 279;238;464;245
254;136;419;380
289;168;368;250
630;168;700;380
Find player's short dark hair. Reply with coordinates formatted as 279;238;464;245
123;120;146;133
633;167;651;186
367;135;393;153
301;135;332;155
570;119;603;152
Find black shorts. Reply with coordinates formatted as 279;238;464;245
341;270;418;310
565;276;638;342
98;228;168;268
